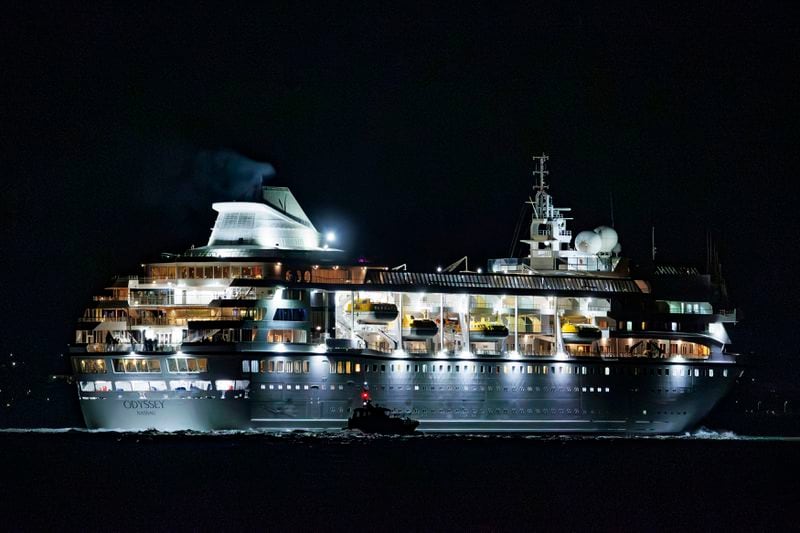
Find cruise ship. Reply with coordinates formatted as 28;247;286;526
70;155;739;433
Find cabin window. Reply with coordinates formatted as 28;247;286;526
113;358;161;373
78;359;108;374
273;308;307;321
216;380;235;391
131;380;150;391
169;380;211;391
305;361;311;373
92;380;112;392
149;381;167;391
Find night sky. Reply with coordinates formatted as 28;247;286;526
2;4;799;365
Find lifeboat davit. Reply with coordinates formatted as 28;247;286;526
345;299;399;324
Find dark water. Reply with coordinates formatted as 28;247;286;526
1;429;798;531
3;351;800;530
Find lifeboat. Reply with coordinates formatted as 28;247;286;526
468;320;509;341
344;298;399;324
561;322;602;343
401;315;438;339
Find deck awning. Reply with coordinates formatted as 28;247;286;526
208;299;259;308
230;270;642;297
188;320;243;330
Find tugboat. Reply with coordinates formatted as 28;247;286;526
347;389;419;434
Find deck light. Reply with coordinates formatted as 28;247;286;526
325;231;336;242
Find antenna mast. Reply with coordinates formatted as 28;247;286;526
651;226;656;261
532;153;549;191
529;153;552;220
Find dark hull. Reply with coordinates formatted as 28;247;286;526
74;351;737;433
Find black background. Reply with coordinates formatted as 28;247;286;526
2;3;798;368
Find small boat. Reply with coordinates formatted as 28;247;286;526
347;401;419;434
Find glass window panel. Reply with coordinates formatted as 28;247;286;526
131;380;149;391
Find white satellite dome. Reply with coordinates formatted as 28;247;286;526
593;226;619;253
612;242;622;255
574;231;602;254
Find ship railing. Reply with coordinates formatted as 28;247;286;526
83;342;183;353
128;317;186;326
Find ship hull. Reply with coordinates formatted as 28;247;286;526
79;397;250;431
72;351;737;434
